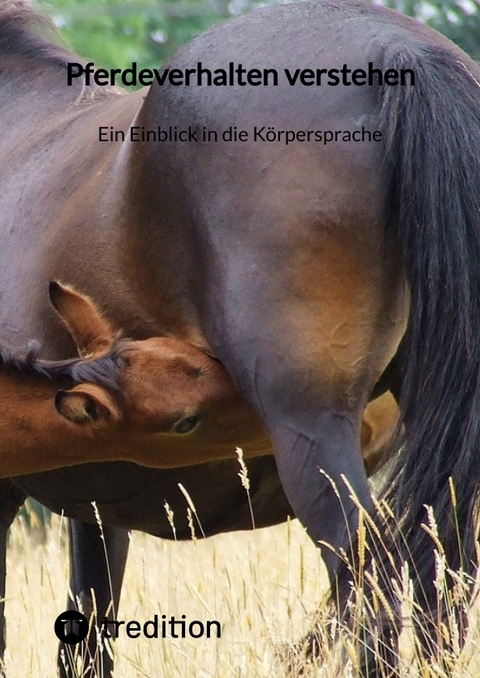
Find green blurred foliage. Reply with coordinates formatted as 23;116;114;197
39;0;234;71
39;0;480;72
383;0;480;60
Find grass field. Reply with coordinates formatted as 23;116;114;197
3;495;480;677
4;504;327;677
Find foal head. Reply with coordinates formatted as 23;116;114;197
48;282;268;462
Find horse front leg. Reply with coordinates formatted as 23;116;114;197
58;519;129;678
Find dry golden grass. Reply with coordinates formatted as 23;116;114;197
3;505;327;677
2;487;480;677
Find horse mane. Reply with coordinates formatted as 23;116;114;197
0;0;73;66
68;348;126;391
0;339;126;391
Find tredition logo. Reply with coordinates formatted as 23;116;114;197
53;611;221;643
54;610;89;644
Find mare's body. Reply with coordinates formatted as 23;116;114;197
2;1;480;675
0;1;407;526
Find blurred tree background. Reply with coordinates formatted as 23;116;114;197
38;0;480;73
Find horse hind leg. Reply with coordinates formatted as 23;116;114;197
58;519;129;678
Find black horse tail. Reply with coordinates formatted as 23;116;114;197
373;43;480;608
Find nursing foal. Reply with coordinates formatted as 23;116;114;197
0;281;397;478
0;281;265;476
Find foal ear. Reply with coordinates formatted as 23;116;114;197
49;281;115;358
55;384;121;425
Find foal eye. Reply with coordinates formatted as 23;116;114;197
84;401;98;421
173;415;201;435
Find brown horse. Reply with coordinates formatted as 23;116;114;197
52;281;397;473
1;0;480;675
0;280;270;477
0;277;396;477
